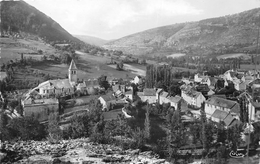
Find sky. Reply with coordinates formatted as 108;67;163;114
25;0;260;40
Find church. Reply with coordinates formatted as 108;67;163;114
26;59;81;98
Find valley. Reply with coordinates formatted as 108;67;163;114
2;1;260;164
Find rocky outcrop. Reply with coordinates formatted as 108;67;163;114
0;138;169;164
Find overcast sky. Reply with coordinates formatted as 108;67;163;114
25;0;260;40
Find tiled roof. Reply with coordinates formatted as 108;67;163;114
69;59;77;70
156;88;163;94
180;84;193;92
39;79;73;89
167;96;182;103
211;109;228;120
223;114;235;126
161;91;169;98
23;98;59;105
100;93;116;102
77;82;86;88
143;88;156;96
125;90;133;94
206;96;239;113
137;92;144;96
185;90;202;98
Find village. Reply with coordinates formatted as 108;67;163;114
2;42;260;163
2;1;260;163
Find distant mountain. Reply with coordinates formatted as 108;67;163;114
104;8;260;56
0;1;82;44
74;35;110;46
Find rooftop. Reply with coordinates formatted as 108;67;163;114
223;114;236;126
23;98;59;105
167;96;182;103
100;93;116;102
211;109;229;121
38;79;73;89
143;88;156;96
206;96;240;113
69;59;77;70
185;90;202;98
0;72;7;81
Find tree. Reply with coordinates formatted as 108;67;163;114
200;102;207;150
144;107;151;141
0;112;9;141
59;52;72;65
66;113;87;139
116;61;124;71
7;116;46;141
97;75;110;90
48;112;62;142
131;127;146;150
239;96;248;123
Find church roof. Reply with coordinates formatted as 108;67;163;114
69;59;77;70
38;79;73;89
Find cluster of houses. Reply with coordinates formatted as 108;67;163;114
2;57;260;127
180;69;260;126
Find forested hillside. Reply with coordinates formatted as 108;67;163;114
1;1;80;43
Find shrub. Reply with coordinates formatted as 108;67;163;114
90;118;111;144
47;112;62;143
7;116;46;141
65;113;90;139
131;127;146;150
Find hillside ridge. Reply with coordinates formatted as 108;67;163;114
0;1;83;45
104;7;260;56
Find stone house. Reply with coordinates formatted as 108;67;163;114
137;88;156;104
98;94;116;111
22;98;59;122
204;96;240;120
181;89;205;108
211;109;236;126
125;90;133;101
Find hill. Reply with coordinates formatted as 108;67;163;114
104;8;260;56
74;35;110;46
0;1;82;44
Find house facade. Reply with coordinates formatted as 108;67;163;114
233;79;246;91
158;91;181;109
181;89;205;108
98;94;116;111
137;88;156;104
22;98;59;122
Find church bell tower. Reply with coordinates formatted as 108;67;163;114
68;59;77;84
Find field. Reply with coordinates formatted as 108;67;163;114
172;66;198;73
167;53;186;59
0;37;58;64
240;64;260;70
216;53;251;59
1;37;148;85
75;51;146;80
